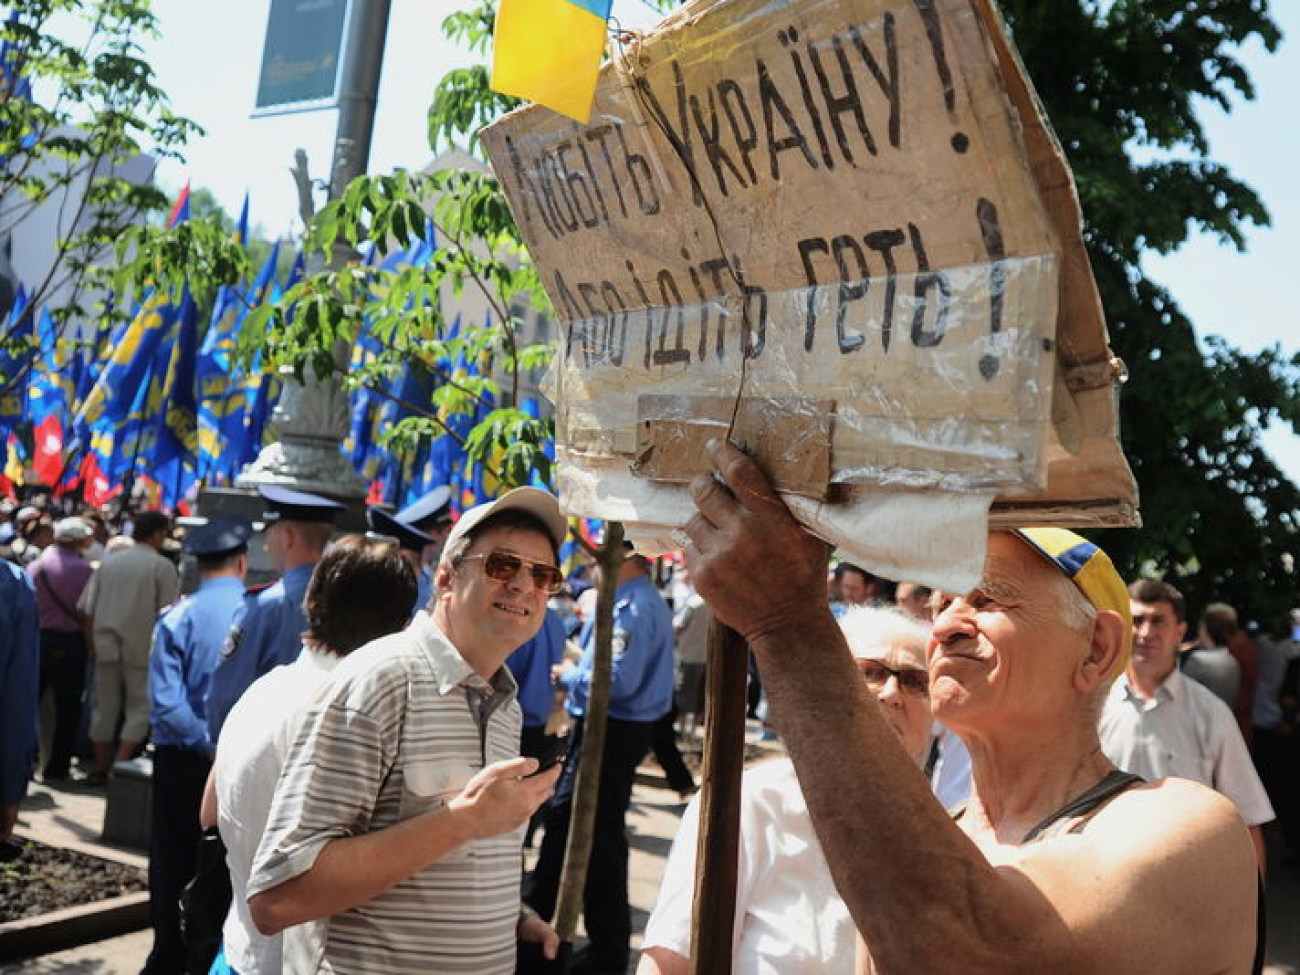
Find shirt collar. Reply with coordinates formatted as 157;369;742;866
1117;667;1182;704
409;612;518;699
283;563;316;585
197;575;245;594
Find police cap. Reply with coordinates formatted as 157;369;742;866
185;514;254;559
395;486;452;532
366;507;434;553
258;485;345;525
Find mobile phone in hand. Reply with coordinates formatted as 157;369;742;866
527;736;568;777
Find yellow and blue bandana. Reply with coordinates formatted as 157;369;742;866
1013;528;1132;678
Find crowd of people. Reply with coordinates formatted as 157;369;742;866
2;463;1299;974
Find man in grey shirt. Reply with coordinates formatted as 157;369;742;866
249;488;568;974
1183;602;1242;708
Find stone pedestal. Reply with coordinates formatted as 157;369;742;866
237;368;367;500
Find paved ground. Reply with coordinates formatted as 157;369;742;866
5;733;1299;974
2;733;727;975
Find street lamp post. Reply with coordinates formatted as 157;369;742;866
237;0;393;498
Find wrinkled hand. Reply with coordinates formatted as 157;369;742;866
518;910;561;959
684;440;832;644
448;757;560;839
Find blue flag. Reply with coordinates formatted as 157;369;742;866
74;293;176;430
151;289;200;506
197;241;281;479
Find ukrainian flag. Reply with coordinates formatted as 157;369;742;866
492;0;612;123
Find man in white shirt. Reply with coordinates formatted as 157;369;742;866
1099;578;1274;871
639;607;936;975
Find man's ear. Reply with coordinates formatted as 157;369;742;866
1077;609;1127;690
434;561;454;597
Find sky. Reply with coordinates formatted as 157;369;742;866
139;0;1298;479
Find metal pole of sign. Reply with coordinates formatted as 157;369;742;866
688;619;748;975
239;0;391;497
328;0;392;205
327;0;391;362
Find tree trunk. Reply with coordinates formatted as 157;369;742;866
552;521;625;941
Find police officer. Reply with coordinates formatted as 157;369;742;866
205;486;343;740
366;505;436;615
143;514;252;975
525;544;676;974
395;485;453;607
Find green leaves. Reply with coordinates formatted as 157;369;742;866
987;1;1298;623
427;65;521;154
0;0;204;393
109;219;251;307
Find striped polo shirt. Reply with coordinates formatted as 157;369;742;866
248;612;524;973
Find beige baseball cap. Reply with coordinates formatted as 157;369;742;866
441;487;566;563
54;518;93;543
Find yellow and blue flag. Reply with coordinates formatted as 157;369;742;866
74;293;175;430
492;0;612;123
233;191;250;245
152;289;200;506
0;285;32;433
196;241;281;479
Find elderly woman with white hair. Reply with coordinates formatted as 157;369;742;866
638;606;940;975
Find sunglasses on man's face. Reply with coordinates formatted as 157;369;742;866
461;551;563;594
857;659;930;697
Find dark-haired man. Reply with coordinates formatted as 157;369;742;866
1100;578;1273;872
142;515;251;975
249;487;567;973
81;509;179;782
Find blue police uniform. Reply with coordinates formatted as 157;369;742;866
205;485;342;740
561;575;676;722
143;515;251;975
507;608;568;730
205;562;315;740
526;572;676;972
148;575;246;752
367;505;435;619
1;561;40;816
415;567;434;614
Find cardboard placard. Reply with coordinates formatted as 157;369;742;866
483;0;1138;534
633;395;833;499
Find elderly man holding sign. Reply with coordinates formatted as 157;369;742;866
680;439;1260;975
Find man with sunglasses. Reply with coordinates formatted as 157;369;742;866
525;543;677;974
247;487;568;974
640;606;934;975
682;440;1261;975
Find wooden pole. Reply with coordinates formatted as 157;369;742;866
688;619;749;974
